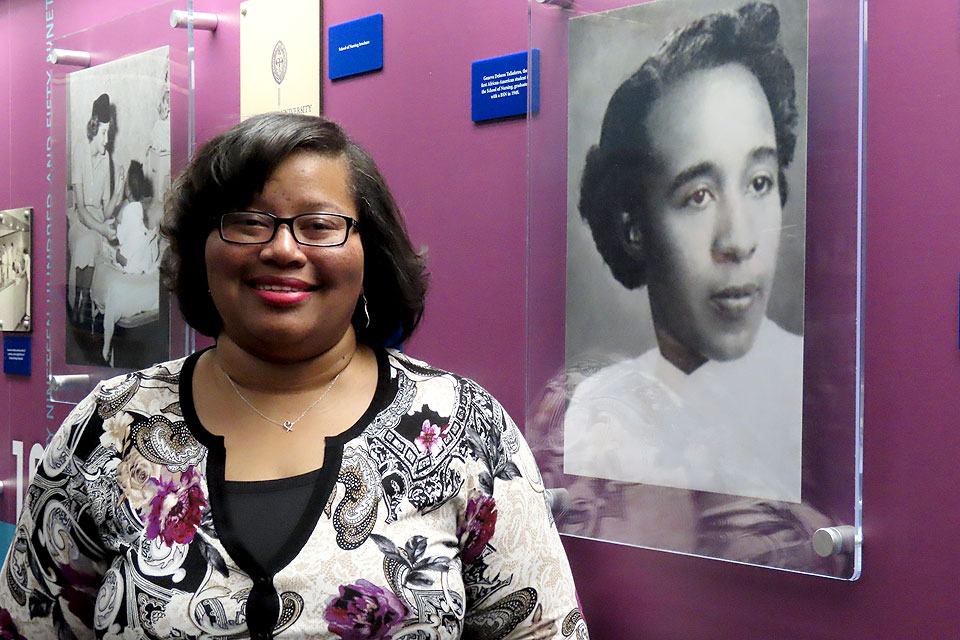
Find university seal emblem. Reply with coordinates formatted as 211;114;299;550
272;40;288;85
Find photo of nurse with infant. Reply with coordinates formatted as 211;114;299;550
65;47;170;368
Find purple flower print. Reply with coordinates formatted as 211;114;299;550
459;489;498;564
325;579;408;640
0;607;26;640
414;420;450;456
145;468;207;546
59;565;102;627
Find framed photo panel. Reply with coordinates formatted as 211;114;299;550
525;0;864;579
47;1;193;403
65;47;171;369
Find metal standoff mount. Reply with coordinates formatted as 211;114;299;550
48;374;94;392
48;371;115;394
170;10;219;31
812;525;857;557
48;49;92;67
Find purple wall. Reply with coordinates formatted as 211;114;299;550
320;1;528;418
2;0;960;637
2;0;59;528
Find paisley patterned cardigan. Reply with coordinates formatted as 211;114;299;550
0;349;588;639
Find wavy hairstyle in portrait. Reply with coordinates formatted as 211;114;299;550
579;1;798;289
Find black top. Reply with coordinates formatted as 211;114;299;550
179;347;391;639
222;468;324;574
179;346;390;583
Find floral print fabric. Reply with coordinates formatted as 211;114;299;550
0;350;588;639
145;468;207;547
324;579;409;639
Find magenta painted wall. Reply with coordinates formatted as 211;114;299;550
2;0;960;638
319;1;529;419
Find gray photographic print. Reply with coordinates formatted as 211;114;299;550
563;0;808;502
0;208;32;333
65;47;170;368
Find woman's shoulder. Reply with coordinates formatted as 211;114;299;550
385;350;501;407
45;355;196;478
382;349;514;441
384;348;450;379
85;354;192;417
96;354;190;391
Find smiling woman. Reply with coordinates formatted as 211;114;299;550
203;151;365;364
0;113;587;640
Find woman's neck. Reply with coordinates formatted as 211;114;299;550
653;327;706;375
211;332;360;394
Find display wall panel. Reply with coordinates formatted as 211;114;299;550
525;0;863;579
46;0;194;404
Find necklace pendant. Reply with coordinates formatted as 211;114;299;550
219;357;351;436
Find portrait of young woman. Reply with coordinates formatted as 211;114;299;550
563;0;809;503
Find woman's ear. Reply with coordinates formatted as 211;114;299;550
619;211;645;261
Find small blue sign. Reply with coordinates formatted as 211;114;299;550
471;49;540;123
329;13;384;80
3;335;30;376
0;522;14;558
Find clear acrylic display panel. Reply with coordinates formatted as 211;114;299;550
47;1;195;404
525;0;863;579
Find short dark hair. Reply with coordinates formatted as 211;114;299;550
161;113;428;346
579;2;798;289
126;160;151;201
86;93;116;143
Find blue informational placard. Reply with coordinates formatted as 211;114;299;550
328;13;384;80
471;49;540;123
3;335;30;376
0;522;14;558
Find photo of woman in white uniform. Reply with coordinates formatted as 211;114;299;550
563;0;808;503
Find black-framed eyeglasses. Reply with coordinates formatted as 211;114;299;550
218;211;359;247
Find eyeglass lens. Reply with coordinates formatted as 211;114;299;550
220;212;352;246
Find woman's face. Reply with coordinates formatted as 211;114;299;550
204;151;364;362
640;63;783;369
93;122;109;155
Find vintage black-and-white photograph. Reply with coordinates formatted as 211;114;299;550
563;0;808;502
0;208;32;333
65;47;170;368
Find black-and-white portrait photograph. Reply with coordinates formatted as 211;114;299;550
65;47;170;368
0;208;32;333
563;0;808;503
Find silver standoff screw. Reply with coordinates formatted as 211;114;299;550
812;525;857;557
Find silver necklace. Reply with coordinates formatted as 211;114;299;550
219;357;350;432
